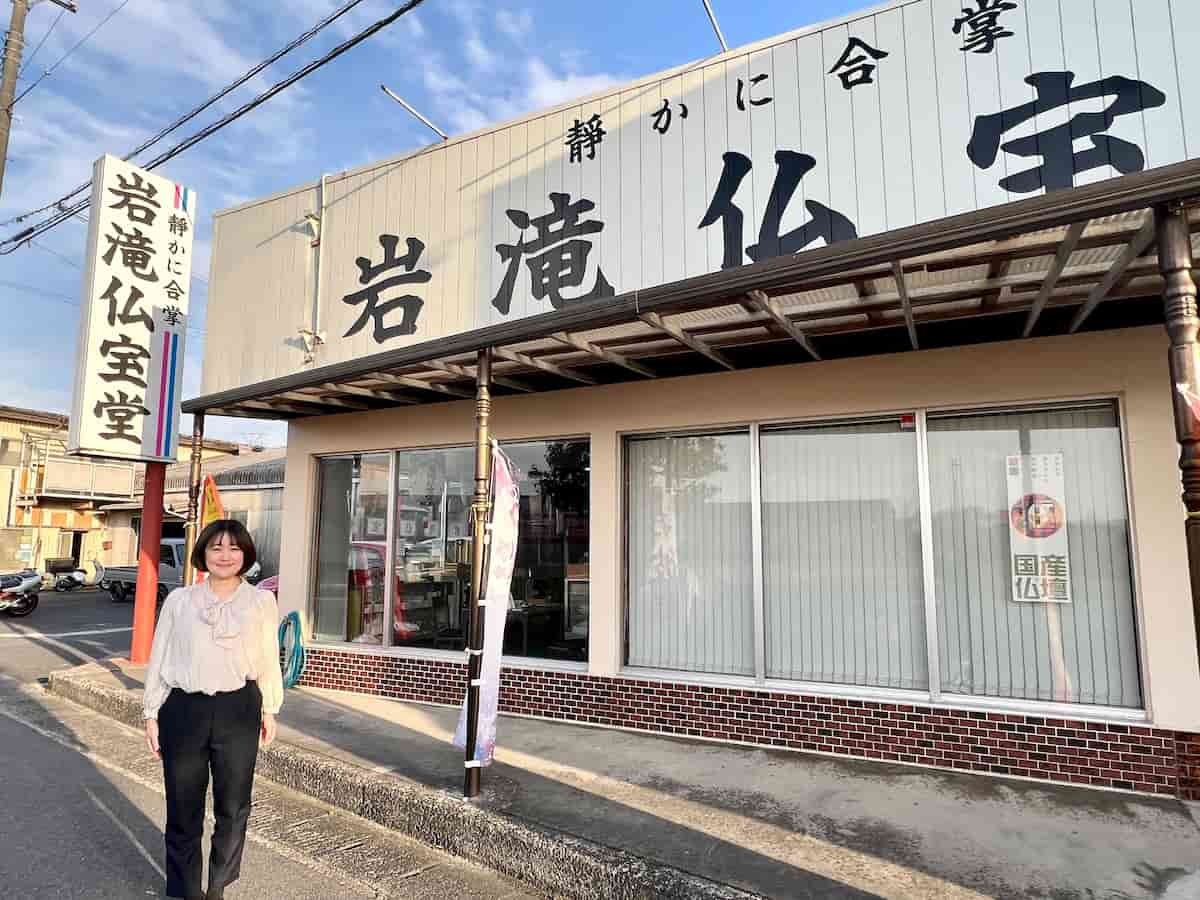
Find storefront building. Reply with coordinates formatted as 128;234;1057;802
186;1;1200;798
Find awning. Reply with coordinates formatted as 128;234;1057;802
182;159;1200;420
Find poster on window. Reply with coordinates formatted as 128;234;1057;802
453;443;519;765
1006;453;1071;605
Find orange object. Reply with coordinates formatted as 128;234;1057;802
193;475;227;584
131;463;165;665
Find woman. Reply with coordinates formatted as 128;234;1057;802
142;519;283;900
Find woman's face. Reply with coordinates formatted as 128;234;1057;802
204;532;244;580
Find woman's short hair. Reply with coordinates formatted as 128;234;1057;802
191;519;257;575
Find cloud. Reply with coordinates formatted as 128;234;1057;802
495;9;533;41
464;34;496;71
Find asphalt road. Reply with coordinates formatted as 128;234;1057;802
0;591;535;899
0;588;136;684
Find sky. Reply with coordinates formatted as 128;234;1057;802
0;0;865;446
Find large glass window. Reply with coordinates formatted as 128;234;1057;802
626;432;755;676
624;402;1142;710
314;440;590;661
760;419;928;689
312;454;390;644
928;404;1140;708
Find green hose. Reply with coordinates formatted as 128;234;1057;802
278;610;305;688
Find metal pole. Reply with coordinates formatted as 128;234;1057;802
464;348;492;799
0;0;28;200
1157;202;1200;676
183;412;205;586
701;0;729;53
130;462;165;664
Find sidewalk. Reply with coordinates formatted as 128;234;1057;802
50;660;1200;900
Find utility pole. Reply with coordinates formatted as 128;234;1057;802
0;0;77;199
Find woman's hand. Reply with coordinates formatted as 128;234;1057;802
260;712;277;748
144;719;160;759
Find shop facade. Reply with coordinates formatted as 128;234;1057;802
186;0;1200;798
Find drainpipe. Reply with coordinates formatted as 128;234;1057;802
1157;202;1200;676
302;174;328;364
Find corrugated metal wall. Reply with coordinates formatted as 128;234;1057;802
203;0;1199;396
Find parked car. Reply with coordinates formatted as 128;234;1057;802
100;537;259;603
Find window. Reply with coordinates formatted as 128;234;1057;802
927;404;1140;708
626;432;755;676
312;454;390;644
760;420;927;690
624;402;1142;711
313;440;591;660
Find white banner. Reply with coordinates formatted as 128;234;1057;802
69;155;196;462
454;443;519;765
1006;453;1071;605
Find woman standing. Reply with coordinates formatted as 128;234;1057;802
142;519;284;900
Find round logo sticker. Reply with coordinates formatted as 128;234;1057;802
1010;494;1065;539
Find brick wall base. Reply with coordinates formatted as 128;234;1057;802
299;647;1200;800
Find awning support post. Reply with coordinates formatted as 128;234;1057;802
183;412;205;587
1157;202;1200;675
464;348;493;799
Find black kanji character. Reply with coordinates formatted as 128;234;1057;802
650;98;689;135
492;192;614;314
1013;554;1038;576
565;114;605;163
101;222;158;282
107;172;161;226
967;71;1167;192
954;0;1018;54
99;335;151;388
168;214;190;237
699;151;858;270
99;275;154;332
167;259;184;277
342;235;431;343
829;37;889;89
736;73;772;110
168;240;186;255
162;305;184;328
163;279;186;303
93;390;149;444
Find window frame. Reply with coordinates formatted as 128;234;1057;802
307;436;592;671
620;396;1148;721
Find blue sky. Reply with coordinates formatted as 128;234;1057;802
0;0;864;445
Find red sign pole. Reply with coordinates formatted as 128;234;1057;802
130;461;165;664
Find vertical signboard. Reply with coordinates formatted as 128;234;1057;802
1007;453;1071;604
69;155;196;462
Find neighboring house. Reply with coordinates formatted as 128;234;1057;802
102;447;286;578
0;402;246;573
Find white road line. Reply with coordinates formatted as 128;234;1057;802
84;786;166;881
0;627;132;640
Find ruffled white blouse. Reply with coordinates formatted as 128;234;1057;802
142;580;284;720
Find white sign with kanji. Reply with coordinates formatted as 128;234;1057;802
1006;453;1071;605
69;155;196;463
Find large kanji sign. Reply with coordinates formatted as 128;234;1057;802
70;156;196;462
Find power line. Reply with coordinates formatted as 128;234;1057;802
2;0;428;254
12;0;134;108
19;7;67;78
3;0;378;228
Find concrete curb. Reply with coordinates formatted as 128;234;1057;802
47;668;761;900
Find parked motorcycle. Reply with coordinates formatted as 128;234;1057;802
0;570;42;617
53;569;88;592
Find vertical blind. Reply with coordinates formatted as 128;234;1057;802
928;405;1141;708
624;402;1142;710
760;421;928;689
626;433;755;676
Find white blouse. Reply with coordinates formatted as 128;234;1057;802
142;580;284;720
